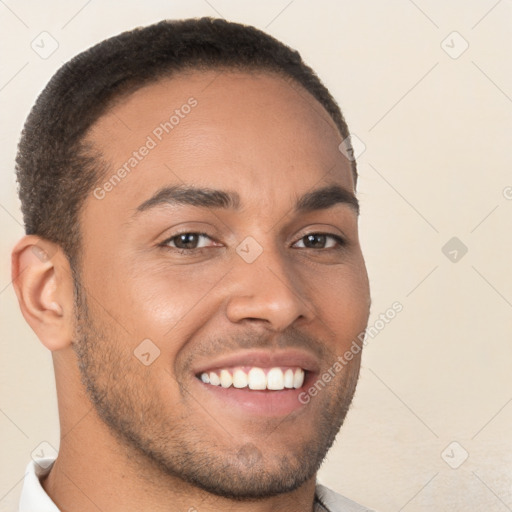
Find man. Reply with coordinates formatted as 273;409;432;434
12;17;373;511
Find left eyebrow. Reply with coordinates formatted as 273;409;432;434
295;184;359;215
133;183;359;216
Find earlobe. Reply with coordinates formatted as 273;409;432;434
11;235;75;351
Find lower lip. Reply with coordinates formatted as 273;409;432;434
194;373;316;417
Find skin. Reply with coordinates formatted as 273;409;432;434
12;70;371;512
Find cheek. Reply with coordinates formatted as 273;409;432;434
299;260;370;340
106;258;229;340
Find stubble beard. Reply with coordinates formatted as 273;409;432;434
71;276;361;500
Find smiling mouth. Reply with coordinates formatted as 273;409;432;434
197;366;305;391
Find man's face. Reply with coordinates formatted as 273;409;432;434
74;71;370;498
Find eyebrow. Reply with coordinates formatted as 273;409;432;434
135;183;359;216
296;185;359;215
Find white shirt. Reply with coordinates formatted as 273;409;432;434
20;457;374;512
19;459;60;512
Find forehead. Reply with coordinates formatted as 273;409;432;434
85;70;353;216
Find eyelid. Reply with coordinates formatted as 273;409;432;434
291;223;347;243
160;232;219;249
292;232;346;249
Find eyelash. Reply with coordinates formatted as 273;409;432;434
159;231;346;254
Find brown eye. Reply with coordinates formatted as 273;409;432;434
293;233;344;249
163;233;214;250
304;234;327;248
174;233;200;249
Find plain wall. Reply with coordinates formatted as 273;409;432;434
1;1;511;511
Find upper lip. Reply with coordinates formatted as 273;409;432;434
192;349;321;375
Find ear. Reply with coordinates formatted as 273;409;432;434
11;235;75;351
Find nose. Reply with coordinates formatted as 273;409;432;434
225;244;314;332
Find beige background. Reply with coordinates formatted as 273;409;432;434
1;1;511;510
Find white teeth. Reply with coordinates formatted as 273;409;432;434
248;368;267;390
232;369;248;388
200;367;306;391
267;367;285;390
293;368;305;389
220;369;232;388
209;372;220;386
284;368;294;388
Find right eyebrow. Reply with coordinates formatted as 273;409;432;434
134;185;241;215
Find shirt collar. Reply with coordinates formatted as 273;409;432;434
19;458;60;512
